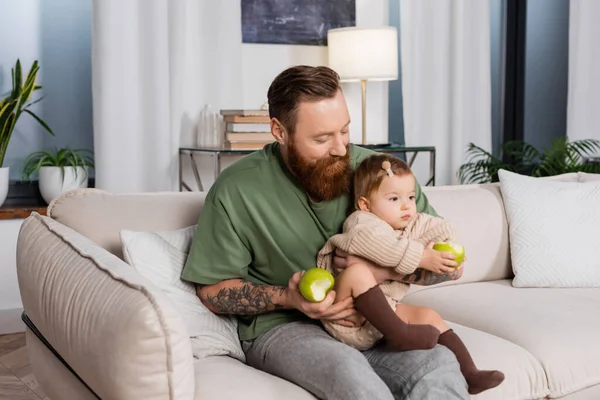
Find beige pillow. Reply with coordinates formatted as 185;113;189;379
578;172;600;182
120;225;245;362
499;169;600;287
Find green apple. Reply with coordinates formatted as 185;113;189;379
433;242;465;267
299;268;335;303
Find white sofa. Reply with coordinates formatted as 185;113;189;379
15;174;600;399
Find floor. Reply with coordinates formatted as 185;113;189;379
0;333;48;399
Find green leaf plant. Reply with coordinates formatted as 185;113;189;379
458;138;600;184
21;147;94;183
0;59;55;167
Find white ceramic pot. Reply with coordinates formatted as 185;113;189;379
38;166;88;204
0;167;8;207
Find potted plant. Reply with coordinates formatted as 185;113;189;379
22;147;94;204
0;59;54;207
458;138;600;184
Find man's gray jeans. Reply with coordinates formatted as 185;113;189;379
242;321;469;400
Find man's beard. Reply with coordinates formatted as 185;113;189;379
286;140;351;202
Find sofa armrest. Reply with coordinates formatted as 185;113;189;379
16;213;195;400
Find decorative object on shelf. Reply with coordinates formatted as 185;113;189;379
327;26;398;145
220;109;273;150
21;147;94;204
196;104;222;148
458;138;600;184
241;0;355;46
0;59;55;207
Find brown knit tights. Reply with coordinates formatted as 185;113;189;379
354;286;439;351
438;329;505;394
354;286;505;394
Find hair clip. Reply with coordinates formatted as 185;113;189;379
382;161;393;177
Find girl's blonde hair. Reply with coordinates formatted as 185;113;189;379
353;154;413;210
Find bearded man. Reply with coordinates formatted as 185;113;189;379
182;65;468;399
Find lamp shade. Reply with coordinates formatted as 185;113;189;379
327;26;398;82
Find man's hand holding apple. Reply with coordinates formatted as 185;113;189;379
284;271;357;327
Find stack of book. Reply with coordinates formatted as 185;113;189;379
220;109;274;149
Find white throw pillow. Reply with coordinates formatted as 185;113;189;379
498;169;600;287
120;225;245;361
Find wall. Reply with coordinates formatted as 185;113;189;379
0;220;25;334
183;0;390;190
2;0;390;329
0;0;93;333
241;0;389;145
0;0;42;179
523;0;569;151
0;0;93;180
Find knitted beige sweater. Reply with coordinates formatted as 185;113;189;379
317;210;457;301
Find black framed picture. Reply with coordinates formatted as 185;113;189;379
241;0;356;46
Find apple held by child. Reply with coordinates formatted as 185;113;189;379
433;242;466;266
299;268;335;302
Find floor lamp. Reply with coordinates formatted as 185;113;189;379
327;26;398;145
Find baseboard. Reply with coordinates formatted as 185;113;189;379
0;308;25;334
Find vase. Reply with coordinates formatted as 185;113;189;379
0;167;8;207
38;166;88;204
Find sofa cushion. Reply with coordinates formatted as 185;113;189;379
444;322;548;400
578;172;600;182
498;169;600;287
189;324;550;400
17;213;195;399
417;172;581;293
47;189;206;259
193;356;315;400
403;280;600;398
120;225;245;362
419;183;512;289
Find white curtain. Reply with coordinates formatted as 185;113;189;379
567;0;600;143
91;0;242;192
400;0;492;186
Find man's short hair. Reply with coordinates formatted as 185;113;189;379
267;65;341;134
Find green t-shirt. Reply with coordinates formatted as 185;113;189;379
181;142;437;341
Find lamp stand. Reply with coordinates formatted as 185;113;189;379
361;79;367;145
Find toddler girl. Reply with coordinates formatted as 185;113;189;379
316;154;504;395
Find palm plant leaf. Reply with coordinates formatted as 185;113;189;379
533;138;600;177
503;141;540;166
458;143;508;184
579;162;600;174
459;136;600;185
566;138;600;158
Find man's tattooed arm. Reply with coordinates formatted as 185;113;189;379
196;279;288;315
398;268;462;286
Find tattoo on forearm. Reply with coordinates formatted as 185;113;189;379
203;281;287;315
400;269;459;286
